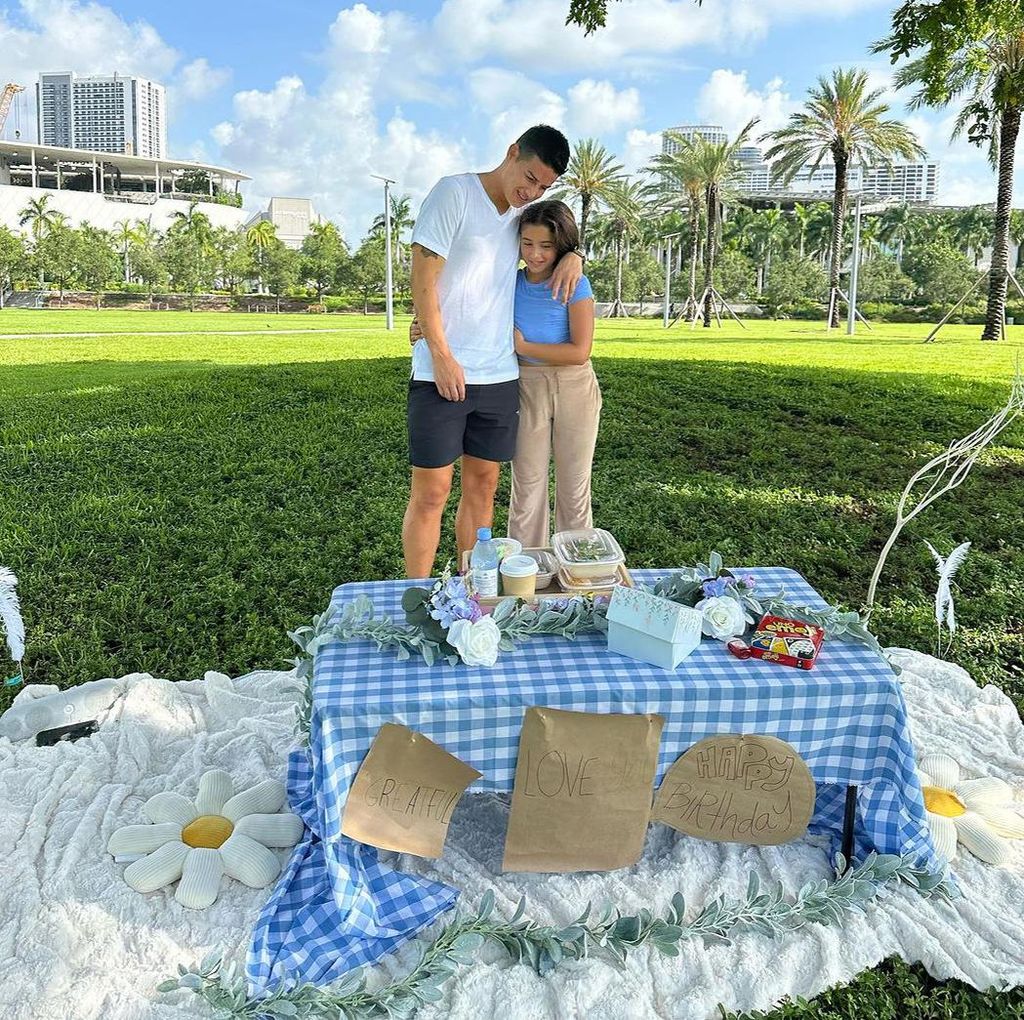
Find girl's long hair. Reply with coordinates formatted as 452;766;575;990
519;200;579;263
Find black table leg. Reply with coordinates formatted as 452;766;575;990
841;784;858;872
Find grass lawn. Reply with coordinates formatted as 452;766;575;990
1;310;1023;1018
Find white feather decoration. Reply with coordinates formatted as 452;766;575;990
924;541;971;638
0;566;25;664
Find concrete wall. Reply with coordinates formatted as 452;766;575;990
0;183;248;234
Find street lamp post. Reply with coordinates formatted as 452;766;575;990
661;233;681;328
371;174;396;330
847;193;863;336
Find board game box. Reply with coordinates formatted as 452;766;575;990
748;615;825;670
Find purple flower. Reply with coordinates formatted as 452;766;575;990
739;573;757;590
702;577;729;599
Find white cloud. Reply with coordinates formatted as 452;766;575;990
567;80;642;137
468;68;567;154
177;58;231;101
622;128;663;177
0;0;227;134
696;69;797;141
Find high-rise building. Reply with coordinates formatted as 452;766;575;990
661;125;728;156
36;72;166;158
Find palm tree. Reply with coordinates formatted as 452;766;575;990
762;68;924;326
690;119;758;326
953;205;994;265
112;219;138;283
600;177;647;316
791;202;811;258
805;202;833;266
246;218;277;294
895;24;1024;339
879;204;914;264
557;138;623;254
371;194;414;268
648;134;706;317
18;194;59;284
750;207;788;289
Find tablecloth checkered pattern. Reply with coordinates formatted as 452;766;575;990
248;567;939;992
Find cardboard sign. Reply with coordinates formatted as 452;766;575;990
341;723;482;858
502;707;665;873
653;734;815;846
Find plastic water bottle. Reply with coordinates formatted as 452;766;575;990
470;527;499;597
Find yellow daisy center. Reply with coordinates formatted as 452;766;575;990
922;785;966;818
182;814;234;849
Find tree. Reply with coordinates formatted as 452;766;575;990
350;236;387;313
301;222;349;300
631;250;664;313
212;227;253;293
111;219;138;283
35;222;79;300
761;255;828;317
0;227;26;307
713;248;756;300
855;254;916;302
749;207;789;289
164;204;217;308
762;68;924;326
18;194;60;285
598;177;647;316
903;239;976;303
879;203;915;263
76;225;120;308
690;119;758;326
264;239;300;308
370;195;414;269
565;0;702;33
246;218;277;294
557;138;623;253
878;0;1024;339
792;202;811;258
648;134;705;314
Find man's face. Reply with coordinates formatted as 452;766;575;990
503;147;559;208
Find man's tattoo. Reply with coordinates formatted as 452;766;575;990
412;242;442;259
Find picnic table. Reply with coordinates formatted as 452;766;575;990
248;567;939;991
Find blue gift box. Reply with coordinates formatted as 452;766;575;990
606;586;703;671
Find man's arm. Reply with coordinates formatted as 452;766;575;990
411;242;466;402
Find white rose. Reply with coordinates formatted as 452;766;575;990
695;596;747;641
447;616;502;667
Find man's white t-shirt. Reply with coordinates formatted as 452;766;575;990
410;173;521;385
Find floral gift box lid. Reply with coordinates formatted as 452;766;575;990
606;586;704;671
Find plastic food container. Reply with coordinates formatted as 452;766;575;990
556;566;621;594
523;549;557;589
500;554;539;597
492;537;522;561
551;528;625;580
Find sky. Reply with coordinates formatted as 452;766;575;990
0;0;1014;242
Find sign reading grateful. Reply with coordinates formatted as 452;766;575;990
341;723;482;858
502;707;665;873
653;734;815;845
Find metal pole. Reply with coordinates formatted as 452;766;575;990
847;193;862;336
372;174;396;331
663;235;672;328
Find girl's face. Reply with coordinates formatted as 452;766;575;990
520;222;558;277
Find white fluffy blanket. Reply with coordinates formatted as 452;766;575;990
0;649;1021;1020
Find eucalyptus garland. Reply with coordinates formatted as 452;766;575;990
158;852;954;1019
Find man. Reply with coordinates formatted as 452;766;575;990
402;124;583;578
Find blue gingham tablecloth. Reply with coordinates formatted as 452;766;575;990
248;567;939;992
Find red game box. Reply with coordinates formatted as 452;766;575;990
748;615;825;670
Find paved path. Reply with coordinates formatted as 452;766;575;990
0;327;377;339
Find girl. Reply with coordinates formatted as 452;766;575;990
508;200;601;549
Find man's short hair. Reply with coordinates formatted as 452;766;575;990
515;125;570;176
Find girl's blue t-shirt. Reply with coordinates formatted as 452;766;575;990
513;269;594;363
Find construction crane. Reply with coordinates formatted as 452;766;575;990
0;83;25;138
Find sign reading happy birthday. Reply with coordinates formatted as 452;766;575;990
653;734;815;845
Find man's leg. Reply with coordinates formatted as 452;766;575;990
402;465;454;578
455;455;501;564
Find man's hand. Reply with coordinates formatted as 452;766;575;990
549;251;584;304
409;316;422;347
514;327;527;355
433;352;466;402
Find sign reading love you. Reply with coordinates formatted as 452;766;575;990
653;734;815;845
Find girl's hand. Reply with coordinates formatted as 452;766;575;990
409;317;423;346
549;252;583;304
514;327;526;354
